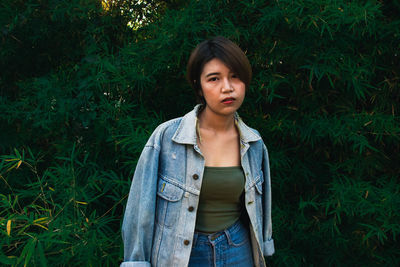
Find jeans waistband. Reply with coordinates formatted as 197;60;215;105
194;220;244;243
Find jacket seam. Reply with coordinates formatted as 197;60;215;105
144;144;160;151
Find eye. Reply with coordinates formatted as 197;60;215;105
231;73;239;78
208;77;218;82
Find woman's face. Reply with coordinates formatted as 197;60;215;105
199;58;245;117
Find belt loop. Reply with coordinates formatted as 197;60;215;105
224;228;233;245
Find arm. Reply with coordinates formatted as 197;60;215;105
262;142;275;256
121;144;160;267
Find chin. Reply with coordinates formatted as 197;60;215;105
219;107;240;116
204;103;241;116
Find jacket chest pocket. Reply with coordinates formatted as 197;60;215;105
155;177;184;228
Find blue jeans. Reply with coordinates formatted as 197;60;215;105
188;220;254;267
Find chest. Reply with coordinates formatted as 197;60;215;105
158;137;263;196
198;133;241;166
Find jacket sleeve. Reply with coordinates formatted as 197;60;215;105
262;142;275;256
120;142;160;267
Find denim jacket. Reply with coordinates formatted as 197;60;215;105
121;105;274;267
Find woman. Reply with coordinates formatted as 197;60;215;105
121;36;274;267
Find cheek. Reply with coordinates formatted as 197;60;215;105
237;84;246;98
201;86;216;99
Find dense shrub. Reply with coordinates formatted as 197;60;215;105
1;0;399;266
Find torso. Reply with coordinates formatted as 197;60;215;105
197;126;241;167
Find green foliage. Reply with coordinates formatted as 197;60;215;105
1;0;399;265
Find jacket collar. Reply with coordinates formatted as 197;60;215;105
172;104;261;145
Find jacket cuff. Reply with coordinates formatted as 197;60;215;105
120;261;151;267
263;238;275;256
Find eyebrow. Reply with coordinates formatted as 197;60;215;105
205;72;220;77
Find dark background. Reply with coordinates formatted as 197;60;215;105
1;0;399;266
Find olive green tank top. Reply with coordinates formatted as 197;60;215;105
195;166;245;233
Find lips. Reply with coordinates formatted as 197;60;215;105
221;97;236;104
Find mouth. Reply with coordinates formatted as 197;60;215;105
221;97;236;104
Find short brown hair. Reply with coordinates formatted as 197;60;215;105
186;36;252;105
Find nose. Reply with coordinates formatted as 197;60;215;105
221;78;233;93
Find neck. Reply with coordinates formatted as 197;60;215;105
198;106;236;133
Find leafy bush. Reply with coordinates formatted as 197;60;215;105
1;0;399;265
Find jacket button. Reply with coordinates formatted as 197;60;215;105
188;206;194;212
192;174;199;180
184;240;190;245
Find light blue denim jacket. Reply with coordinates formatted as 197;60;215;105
121;105;274;267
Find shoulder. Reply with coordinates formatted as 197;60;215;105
248;127;262;139
144;117;183;149
235;114;264;144
238;118;269;154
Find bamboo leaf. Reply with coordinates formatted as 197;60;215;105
33;223;49;230
24;238;36;267
37;241;48;267
6;220;11;236
33;217;49;223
